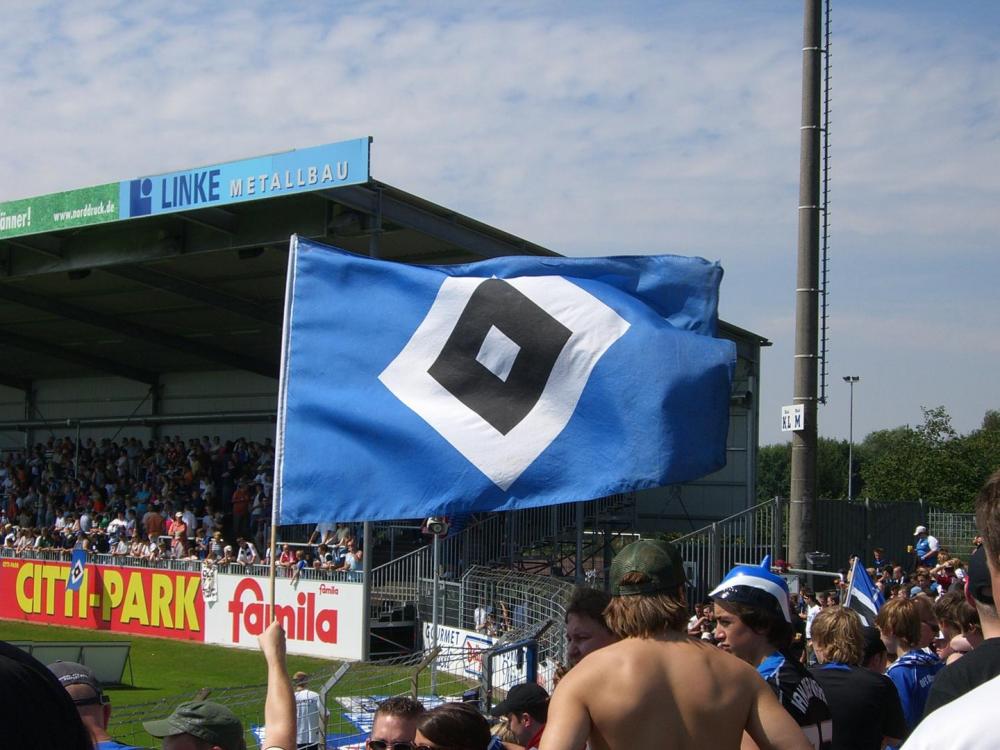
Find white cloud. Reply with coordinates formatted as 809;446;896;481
2;1;998;447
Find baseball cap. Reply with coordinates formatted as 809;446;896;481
143;701;244;750
966;546;994;605
488;682;549;718
914;525;928;536
47;661;104;702
709;562;792;624
609;539;686;596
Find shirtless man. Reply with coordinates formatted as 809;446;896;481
540;540;810;750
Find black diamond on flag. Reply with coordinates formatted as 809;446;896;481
379;274;630;490
70;559;84;583
428;279;571;435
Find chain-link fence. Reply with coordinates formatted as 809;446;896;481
416;565;574;666
674;498;983;604
927;509;979;557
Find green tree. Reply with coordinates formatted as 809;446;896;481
859;406;994;510
757;442;790;503
756;438;848;501
816;437;850;499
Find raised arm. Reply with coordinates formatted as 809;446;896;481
259;621;296;750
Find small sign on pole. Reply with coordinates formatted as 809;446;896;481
781;404;805;432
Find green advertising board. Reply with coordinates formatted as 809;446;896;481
0;184;119;240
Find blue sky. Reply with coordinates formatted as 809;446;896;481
2;1;998;445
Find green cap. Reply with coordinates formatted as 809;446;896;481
610;539;686;596
143;701;245;750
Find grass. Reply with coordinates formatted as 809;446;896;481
0;619;337;706
1;619;475;748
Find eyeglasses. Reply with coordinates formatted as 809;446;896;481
366;741;416;750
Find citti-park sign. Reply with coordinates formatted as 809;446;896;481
0;137;371;241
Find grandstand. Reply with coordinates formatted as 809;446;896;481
0;138;768;677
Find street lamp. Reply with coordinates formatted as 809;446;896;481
843;376;860;500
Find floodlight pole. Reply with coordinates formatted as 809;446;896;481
431;531;440;695
843;376;860;500
789;0;823;570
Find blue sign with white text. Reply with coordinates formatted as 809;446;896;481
118;138;370;219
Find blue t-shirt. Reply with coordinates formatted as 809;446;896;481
97;740;145;750
885;649;943;732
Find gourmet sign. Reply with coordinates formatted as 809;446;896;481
0;558;365;659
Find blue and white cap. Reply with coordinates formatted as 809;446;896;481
709;560;792;624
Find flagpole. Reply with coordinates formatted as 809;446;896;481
270;235;300;622
269;516;278;620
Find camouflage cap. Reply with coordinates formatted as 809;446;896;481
610;539;686;596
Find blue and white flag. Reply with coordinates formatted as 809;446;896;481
274;236;736;523
66;549;87;593
844;558;884;626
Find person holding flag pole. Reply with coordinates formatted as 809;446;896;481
843;557;884;627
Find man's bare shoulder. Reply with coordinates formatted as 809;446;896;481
558;635;759;690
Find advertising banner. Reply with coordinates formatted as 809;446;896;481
204;572;365;660
421;622;528;691
0;557;365;659
0;558;205;641
0;136;370;241
0;184;119;240
119;138;370;220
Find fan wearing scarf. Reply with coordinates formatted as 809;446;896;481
711;561;833;750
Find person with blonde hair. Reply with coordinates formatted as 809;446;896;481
540;540;812;750
807;607;905;750
875;598;942;735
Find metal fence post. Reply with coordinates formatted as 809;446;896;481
771;496;782;562
709;523;721;590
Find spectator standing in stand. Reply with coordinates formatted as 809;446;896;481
923;541;1000;714
711;563;833;749
48;660;145;749
541;540;812;750
913;526;939;569
876;598;943;735
807;607;906;750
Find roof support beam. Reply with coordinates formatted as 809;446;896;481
174;207;239;234
321;185;553;260
0;233;64;260
104;265;281;327
0;284;277;379
0;329;159;384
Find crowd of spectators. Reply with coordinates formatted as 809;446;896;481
0;434;361;575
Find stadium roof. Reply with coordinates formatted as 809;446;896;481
0;138;763;391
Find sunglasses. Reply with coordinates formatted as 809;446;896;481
366;742;416;750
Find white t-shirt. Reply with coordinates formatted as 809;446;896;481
902;673;1000;749
294;688;326;745
805;604;821;639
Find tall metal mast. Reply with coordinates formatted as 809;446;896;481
788;0;823;569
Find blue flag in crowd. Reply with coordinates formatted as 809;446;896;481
274;236;736;523
845;557;884;626
66;549;87;593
